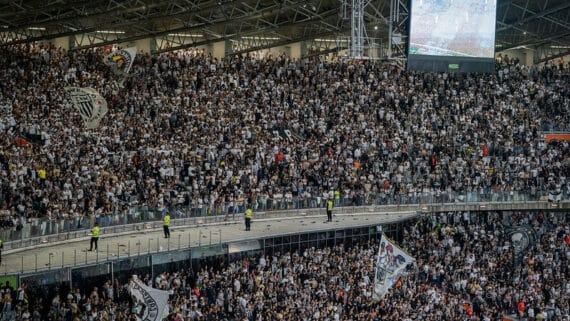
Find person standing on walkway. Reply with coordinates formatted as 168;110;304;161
88;222;99;251
163;212;171;238
326;198;334;222
244;207;252;231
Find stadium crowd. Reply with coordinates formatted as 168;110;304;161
1;212;568;321
0;44;569;228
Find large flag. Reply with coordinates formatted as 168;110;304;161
105;46;137;75
65;87;108;129
372;232;414;301
128;275;169;321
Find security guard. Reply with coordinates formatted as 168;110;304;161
0;238;3;264
88;222;99;251
334;189;341;206
244;207;252;231
163;212;171;238
326;198;334;222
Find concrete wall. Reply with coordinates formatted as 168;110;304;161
289;42;301;59
133;38;151;53
210;41;225;59
52;36;70;50
496;48;534;66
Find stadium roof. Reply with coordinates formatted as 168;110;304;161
0;0;569;62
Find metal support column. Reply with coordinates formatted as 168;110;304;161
350;0;369;59
388;0;408;60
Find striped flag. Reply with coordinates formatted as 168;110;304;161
65;87;108;129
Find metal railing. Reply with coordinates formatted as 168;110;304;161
1;189;567;249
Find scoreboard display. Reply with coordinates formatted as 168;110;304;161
407;0;497;72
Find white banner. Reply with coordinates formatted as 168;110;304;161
129;276;169;321
65;87;108;129
105;46;137;75
372;233;414;301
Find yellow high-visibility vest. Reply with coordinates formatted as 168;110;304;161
163;214;171;226
244;209;252;219
92;226;100;237
327;200;333;211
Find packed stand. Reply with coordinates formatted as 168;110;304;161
0;44;569;229
1;212;568;321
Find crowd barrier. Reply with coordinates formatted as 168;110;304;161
1;190;567;249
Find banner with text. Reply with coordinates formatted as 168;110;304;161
128;275;169;321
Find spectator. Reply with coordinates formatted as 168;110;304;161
0;44;568;230
12;211;569;321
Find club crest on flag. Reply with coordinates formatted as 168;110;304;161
372;232;414;301
65;87;108;129
105;46;137;75
128;275;169;321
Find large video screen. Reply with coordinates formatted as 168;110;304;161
407;0;497;72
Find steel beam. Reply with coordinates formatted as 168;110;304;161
533;45;570;64
498;1;570;32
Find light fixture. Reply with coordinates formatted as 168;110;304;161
168;33;204;37
241;36;280;40
97;30;126;34
315;38;348;42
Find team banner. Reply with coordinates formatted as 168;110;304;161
128;275;169;321
372;232;414;301
65;87;108;129
105;46;137;75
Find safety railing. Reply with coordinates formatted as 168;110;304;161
1;189;567;249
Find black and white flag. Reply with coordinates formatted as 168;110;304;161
66;87;108;129
372;232;414;301
105;46;137;75
128;275;169;321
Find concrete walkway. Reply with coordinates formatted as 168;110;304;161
1;210;417;275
